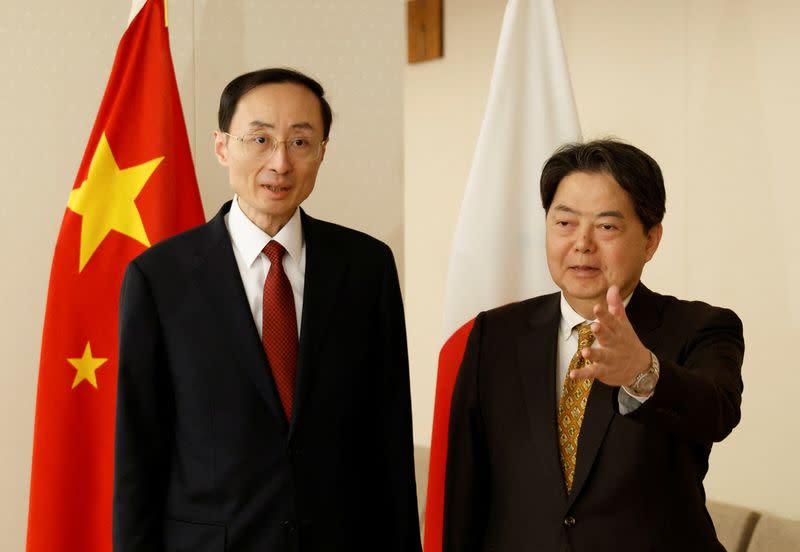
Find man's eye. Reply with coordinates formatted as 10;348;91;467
291;138;310;148
252;135;270;145
600;224;615;231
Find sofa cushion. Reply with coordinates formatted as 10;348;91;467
707;500;760;552
748;512;800;552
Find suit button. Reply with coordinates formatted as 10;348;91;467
282;520;296;533
563;516;576;528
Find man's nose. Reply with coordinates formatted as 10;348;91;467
575;228;594;252
267;142;291;173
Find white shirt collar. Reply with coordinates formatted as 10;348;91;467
558;289;635;341
227;196;304;268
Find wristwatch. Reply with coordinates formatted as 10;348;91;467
626;350;660;396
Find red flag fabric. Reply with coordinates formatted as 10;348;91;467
26;1;204;550
423;0;580;549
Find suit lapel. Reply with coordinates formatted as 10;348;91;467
625;283;664;350
568;282;664;503
191;202;288;431
516;294;570;504
569;381;614;503
289;211;347;440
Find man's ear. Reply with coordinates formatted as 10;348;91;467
213;130;229;167
318;139;328;163
644;223;663;262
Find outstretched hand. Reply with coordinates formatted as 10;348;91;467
569;285;651;387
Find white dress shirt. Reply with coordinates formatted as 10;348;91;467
224;196;305;337
557;292;649;415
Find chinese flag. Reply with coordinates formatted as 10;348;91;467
26;1;204;550
423;0;579;549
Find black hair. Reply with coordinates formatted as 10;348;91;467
218;67;332;139
540;139;666;231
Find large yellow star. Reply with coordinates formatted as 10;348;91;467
67;132;163;272
68;342;108;389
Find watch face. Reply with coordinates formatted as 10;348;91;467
636;373;657;394
633;352;660;395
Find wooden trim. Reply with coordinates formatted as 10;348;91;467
407;0;443;63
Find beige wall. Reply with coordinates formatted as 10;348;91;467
404;0;508;460
190;1;405;256
1;3;125;549
406;0;800;519
0;1;403;549
4;0;799;547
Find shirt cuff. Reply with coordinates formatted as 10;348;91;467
618;386;652;415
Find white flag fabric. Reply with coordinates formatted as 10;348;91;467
424;0;581;549
443;0;580;337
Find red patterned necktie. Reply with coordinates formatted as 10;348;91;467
262;240;298;421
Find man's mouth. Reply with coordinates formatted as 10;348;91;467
263;184;290;193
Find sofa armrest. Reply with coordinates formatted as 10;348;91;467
707;499;760;552
748;512;800;552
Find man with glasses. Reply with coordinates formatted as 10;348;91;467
113;68;421;551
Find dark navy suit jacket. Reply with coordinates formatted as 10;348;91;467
113;201;421;551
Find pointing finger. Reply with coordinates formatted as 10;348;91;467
593;302;618;334
569;365;596;380
606;285;626;318
581;345;608;366
589;323;612;348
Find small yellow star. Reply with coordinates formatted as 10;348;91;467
67;132;163;272
68;342;108;389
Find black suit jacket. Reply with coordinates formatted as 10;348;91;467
444;283;744;552
113;202;421;552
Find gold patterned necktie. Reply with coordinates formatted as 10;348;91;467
557;323;595;492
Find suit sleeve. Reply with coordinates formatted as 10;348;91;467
375;245;423;551
113;260;173;552
627;306;744;444
443;312;489;552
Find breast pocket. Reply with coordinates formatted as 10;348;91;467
164;518;226;552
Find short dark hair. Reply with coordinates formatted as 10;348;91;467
540;139;666;231
217;67;333;139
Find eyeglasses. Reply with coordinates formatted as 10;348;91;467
223;132;327;162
